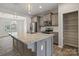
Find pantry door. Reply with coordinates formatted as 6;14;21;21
63;11;78;48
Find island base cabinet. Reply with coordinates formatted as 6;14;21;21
46;37;53;56
36;37;52;56
13;39;24;55
36;40;46;56
17;41;24;55
12;36;53;56
13;38;35;56
24;45;33;56
13;39;18;52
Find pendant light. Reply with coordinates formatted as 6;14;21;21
27;3;31;14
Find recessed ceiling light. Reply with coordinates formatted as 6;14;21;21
39;6;42;9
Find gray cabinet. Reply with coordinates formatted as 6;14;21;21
53;32;58;44
17;40;24;55
37;40;46;56
27;37;53;56
13;39;18;50
11;34;53;56
36;37;52;56
13;38;34;56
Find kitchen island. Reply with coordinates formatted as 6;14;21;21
9;33;54;56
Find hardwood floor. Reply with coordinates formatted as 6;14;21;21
0;49;20;56
53;44;78;56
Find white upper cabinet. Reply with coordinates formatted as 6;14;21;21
40;13;58;26
31;16;38;23
44;14;51;21
52;14;58;26
32;13;58;27
40;13;51;26
40;17;44;26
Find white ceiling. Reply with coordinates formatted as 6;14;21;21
0;3;58;17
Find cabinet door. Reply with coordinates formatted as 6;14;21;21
40;17;44;26
13;39;18;51
24;44;30;55
31;17;37;22
37;40;46;56
17;41;24;55
36;37;52;56
46;37;52;56
52;14;58;25
45;14;51;21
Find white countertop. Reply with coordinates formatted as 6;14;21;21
0;33;9;38
10;32;54;44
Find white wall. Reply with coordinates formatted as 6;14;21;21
58;3;79;48
0;12;31;36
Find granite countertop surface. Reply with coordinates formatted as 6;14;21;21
9;32;54;44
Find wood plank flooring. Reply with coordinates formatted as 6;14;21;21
53;44;78;56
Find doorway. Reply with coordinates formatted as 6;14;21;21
63;11;78;55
